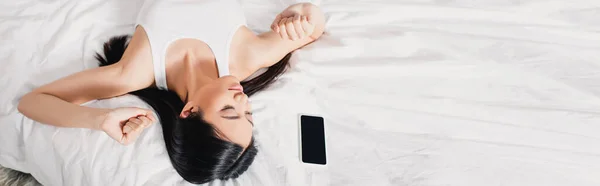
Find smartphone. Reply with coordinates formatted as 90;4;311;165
299;115;327;165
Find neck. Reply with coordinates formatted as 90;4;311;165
166;52;219;102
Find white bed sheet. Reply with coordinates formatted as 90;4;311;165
2;0;600;185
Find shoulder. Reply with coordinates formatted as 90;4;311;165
114;26;156;88
119;26;153;67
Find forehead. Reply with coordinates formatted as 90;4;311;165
204;115;253;148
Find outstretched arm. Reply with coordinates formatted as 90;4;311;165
18;63;154;144
18;64;136;128
253;2;325;68
18;28;158;145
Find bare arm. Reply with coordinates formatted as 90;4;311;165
18;27;155;130
18;66;115;129
17;59;156;145
18;65;141;129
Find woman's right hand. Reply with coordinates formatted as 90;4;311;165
99;107;156;145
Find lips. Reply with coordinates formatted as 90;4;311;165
228;84;244;92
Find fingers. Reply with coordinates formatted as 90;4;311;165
278;17;289;40
143;110;156;122
129;107;155;122
121;125;143;145
301;16;315;36
293;15;305;39
285;19;298;40
122;119;140;134
121;116;153;145
272;14;282;32
102;107;156;146
305;14;313;24
129;117;143;125
278;16;300;40
275;15;314;41
138;116;153;127
125;116;152;132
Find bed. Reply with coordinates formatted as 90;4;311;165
2;0;600;185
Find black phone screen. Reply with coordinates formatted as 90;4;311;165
300;115;326;165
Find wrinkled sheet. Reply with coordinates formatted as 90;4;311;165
2;0;600;185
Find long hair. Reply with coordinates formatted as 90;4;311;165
95;35;290;184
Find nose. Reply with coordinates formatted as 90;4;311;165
234;92;248;104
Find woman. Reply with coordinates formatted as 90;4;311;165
17;0;325;184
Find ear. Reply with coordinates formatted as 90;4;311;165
180;102;195;118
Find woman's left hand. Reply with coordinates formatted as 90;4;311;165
271;3;321;41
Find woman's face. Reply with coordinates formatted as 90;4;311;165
181;76;253;148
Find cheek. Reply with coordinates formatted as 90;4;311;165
196;88;232;111
194;88;218;110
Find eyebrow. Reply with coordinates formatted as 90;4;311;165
221;116;254;126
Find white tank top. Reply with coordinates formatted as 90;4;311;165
135;0;247;90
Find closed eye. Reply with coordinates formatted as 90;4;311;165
221;105;235;111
